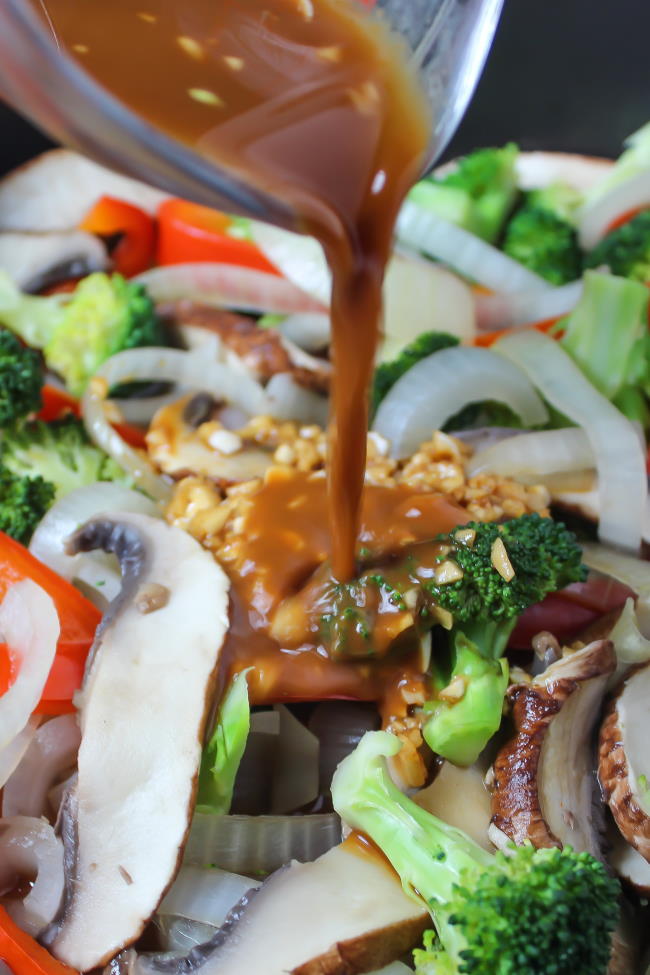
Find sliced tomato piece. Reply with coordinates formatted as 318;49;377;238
156;198;280;273
80;195;156;277
38;384;146;447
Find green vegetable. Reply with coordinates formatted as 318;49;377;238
502;203;582;285
0;271;169;397
371;331;459;415
423;514;586;764
409;144;519;242
197;670;251;815
332;731;620;975
1;415;129;501
585;208;650;282
0;468;54;544
0;329;43;426
560;270;650;425
584;121;650;207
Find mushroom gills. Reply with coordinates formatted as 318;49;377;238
599;660;650;861
43;513;230;972
490;639;615;855
0;231;109;291
113;841;427;975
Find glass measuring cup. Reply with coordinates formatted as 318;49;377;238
0;0;504;226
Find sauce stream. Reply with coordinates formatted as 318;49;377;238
38;0;430;580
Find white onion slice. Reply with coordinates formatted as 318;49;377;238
581;544;650;638
82;347;270;498
0;718;38;790
381;254;476;357
467;427;594;478
372;345;548;459
184;813;341;876
264;373;328;427
2;714;81;819
30;483;160;604
475;279;583;332
250;223;331;305
158;866;259;927
396;200;553;294
578;171;650;249
278;313;331;352
0;816;64;936
134;263;325;314
0;582;59;752
497;330;647;551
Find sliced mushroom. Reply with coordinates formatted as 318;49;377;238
489;640;615;855
163;302;331;393
44;514;230;972
599;660;650;860
0;231;109;291
0;150;168;231
608;822;650;896
115;840;428;975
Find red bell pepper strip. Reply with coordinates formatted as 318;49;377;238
80;195;156;277
156;198;280;273
37;385;147;450
0;906;78;975
0;534;101;714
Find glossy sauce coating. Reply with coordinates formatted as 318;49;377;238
39;0;430;580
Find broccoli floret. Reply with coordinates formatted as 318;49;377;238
0;271;168;397
409;144;519;242
0;468;55;544
585;208;650;282
1;415;130;500
560;270;650;426
332;731;620;975
371;332;459;415
0;330;43;425
502;203;582;285
316;514;585;764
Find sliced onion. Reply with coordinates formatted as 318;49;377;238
496;331;647;551
133;263;326;314
264;373;328;427
184;813;341;875
396;200;553;294
271;705;319;815
579;171;650;249
2;715;81;819
0;816;64;936
29;484;160;605
467;427;594;478
381;253;476;357
608;597;650;686
0;718;38;790
367;965;413;975
249;223;331;305
154;917;218;954
158;866;259;927
278;313;331;352
475;279;584;332
82;347;270;498
0;582;59;752
372;345;548;459
581;544;650;637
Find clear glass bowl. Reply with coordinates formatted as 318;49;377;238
0;0;503;226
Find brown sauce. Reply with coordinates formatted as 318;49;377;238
38;0;430;582
219;470;466;718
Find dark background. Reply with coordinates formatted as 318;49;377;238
1;0;649;176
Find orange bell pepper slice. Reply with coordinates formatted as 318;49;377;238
156;198;280;273
80;195;156;277
0;906;78;975
0;534;101;715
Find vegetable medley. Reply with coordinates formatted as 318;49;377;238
0;123;650;975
